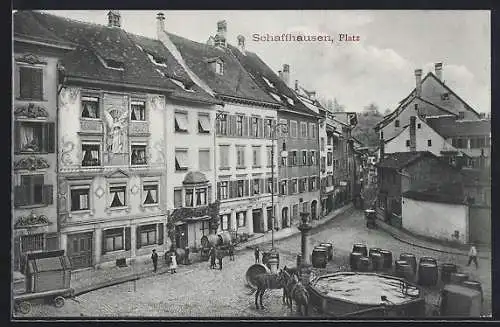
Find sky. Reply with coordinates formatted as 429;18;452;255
42;10;491;114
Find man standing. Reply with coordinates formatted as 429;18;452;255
467;243;479;269
217;248;223;270
228;243;235;261
254;247;260;263
209;246;216;269
151;249;158;273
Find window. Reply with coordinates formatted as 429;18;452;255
174;112;188;132
302;150;307;165
70;186;90;211
131;100;146;121
458;111;465;120
81;96;100;118
310;177;317;191
327;152;333;166
279;119;288;137
427;139;432;147
185;189;194;207
236;115;243;136
217;114;228;135
237;180;245;197
292;179;298;194
321;157;326;172
310;151;316;165
281;155;287;167
300;178;307;193
21;234;44;253
104;228;124;252
417;123;421;129
199;149;211;171
143;184;158;205
253;179;261;195
131;144;147;165
215;61;224;75
252;146;261;167
266;146;273;167
267;178;273;194
380;131;384;139
18;175;45;206
236;146;245;167
395;120;400;127
175;149;188;171
198;114;211;134
406;140;410;147
82;143;101;166
290;121;298;138
320;137;325;151
300;122;308;138
220;214;230;231
19;66;43;100
196;188;207;206
219;145;229;168
218;181;228;200
292;204;299;221
174;189;182;207
441;93;450;101
110;185;126;207
16;122;55;153
251;117;259;138
309;123;316;139
302;202;309;213
280;180;288;195
292;151;298;166
139;224;157;246
265;119;273;138
237;211;246;227
327;135;332;145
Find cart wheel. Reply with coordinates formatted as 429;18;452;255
54;296;65;308
17;301;31;314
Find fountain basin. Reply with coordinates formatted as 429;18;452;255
308;272;425;317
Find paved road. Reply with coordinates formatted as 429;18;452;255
16;207;491;318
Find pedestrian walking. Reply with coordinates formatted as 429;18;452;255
209;246;216;269
254;246;260;263
228;243;235;261
169;251;178;274
467;243;479;269
217;248;223;270
151;249;158;272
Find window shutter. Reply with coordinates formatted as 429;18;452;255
14;185;26;207
43;184;53;205
274;178;278;195
216;118;220;136
260;178;265;194
243;116;249;137
136;226;142;249
288;151;293;167
288;180;293;194
231;115;237;136
32;68;43;100
125;227;131;251
244;180;249;196
207;187;212;203
216;182;221;200
19;67;32;99
258;118;264;138
158;223;164;245
46;122;55;153
15;121;21;153
102;231;107;255
228;181;233;199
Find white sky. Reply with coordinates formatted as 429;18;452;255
41;10;491;113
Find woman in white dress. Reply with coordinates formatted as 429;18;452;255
169;251;177;274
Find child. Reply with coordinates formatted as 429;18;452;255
170;251;178;274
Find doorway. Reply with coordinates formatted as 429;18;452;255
311;200;318;220
252;209;263;233
67;232;93;269
175;224;188;249
282;207;289;228
267;207;274;231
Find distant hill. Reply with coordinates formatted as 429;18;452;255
352;107;385;147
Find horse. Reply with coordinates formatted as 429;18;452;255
248;270;286;310
283;265;299;279
281;269;310;316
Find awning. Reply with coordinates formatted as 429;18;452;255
185;215;211;222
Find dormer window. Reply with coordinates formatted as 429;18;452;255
441;93;450;101
395;120;400;127
147;53;167;67
215;61;224;75
105;59;124;70
458;111;465;119
169;78;194;92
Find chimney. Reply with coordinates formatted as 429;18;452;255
214;20;227;47
156;12;165;38
237;35;246;53
107;10;121;28
409;116;416;152
206;36;215;46
278;70;283;80
379;138;385;160
282;64;290;87
434;62;443;81
294;79;299;91
415;69;422;97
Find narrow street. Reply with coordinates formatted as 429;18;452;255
19;207;491;318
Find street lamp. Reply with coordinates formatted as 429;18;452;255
212;111;226;234
270;121;288;250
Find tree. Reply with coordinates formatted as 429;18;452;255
333;98;345;112
363;103;381;116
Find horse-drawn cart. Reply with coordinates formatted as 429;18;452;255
200;231;234;260
14;250;73;314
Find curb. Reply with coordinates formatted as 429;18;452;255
378;223;490;260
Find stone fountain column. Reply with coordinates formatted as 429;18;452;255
298;211;313;285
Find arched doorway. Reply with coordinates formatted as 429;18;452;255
281;207;289;228
311;200;317;220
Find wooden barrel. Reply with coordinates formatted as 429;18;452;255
450;272;469;284
357;256;371;272
349;252;363;271
419;256;437;266
218;231;233;247
201;234;220;249
267;258;279;273
462;280;483;303
370;252;384;271
352;243;368;257
312;248;328;268
441;263;458;284
319;243;334;261
379;250;393;269
395;260;409;278
402;264;415;282
418;263;438;286
440;284;482;316
246;264;271;289
369;247;381;257
400;253;417;274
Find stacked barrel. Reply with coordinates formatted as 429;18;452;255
350;243;368;271
311;242;334;268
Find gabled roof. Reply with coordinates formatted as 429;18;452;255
426;117;491;138
377;151;436;170
403;187;465;205
228;46;318;117
167;33;280;106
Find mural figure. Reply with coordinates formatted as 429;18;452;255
104;109;127;154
